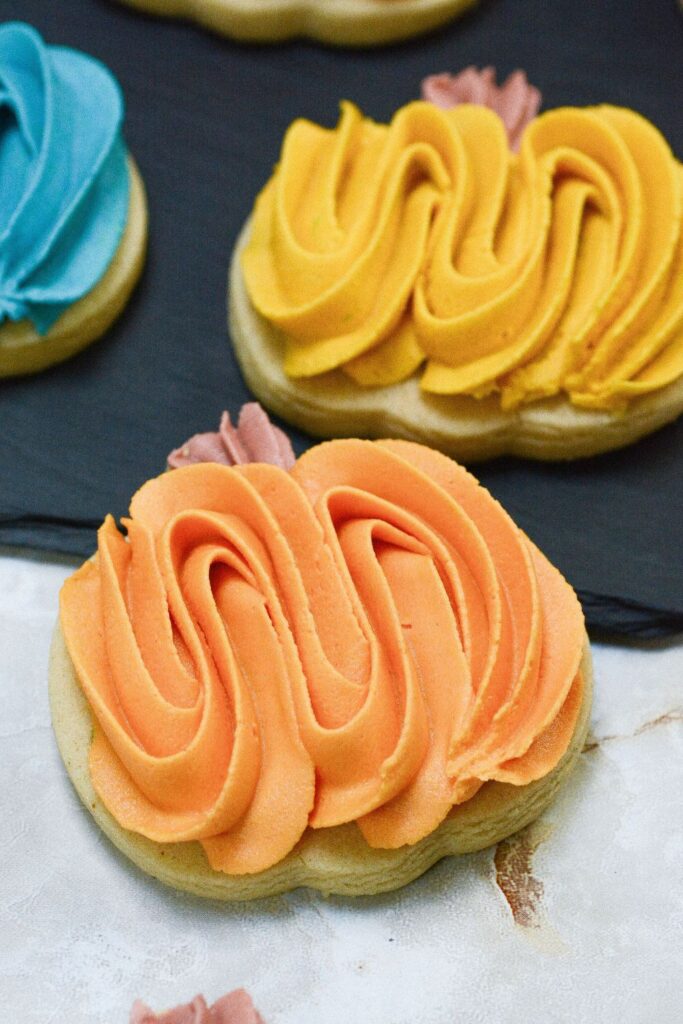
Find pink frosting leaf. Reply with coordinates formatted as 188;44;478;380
211;990;266;1024
129;989;265;1024
421;66;541;151
168;403;295;470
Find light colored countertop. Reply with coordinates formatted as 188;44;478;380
2;553;681;1024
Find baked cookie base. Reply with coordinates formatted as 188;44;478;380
49;620;592;901
0;158;148;379
229;223;683;462
114;0;477;46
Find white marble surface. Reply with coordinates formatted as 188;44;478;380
2;553;682;1024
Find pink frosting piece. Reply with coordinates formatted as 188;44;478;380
421;66;541;151
168;403;295;470
130;989;266;1024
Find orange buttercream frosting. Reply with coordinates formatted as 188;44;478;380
60;440;585;874
241;101;683;411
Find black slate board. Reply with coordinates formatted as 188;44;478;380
1;0;682;638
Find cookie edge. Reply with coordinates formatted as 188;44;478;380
0;156;148;378
113;0;478;46
228;219;683;462
48;617;592;901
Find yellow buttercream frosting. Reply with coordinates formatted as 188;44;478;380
241;101;683;411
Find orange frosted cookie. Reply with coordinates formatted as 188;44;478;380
50;408;591;899
113;0;477;47
230;70;683;460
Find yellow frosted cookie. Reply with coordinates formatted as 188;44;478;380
230;225;683;462
230;83;683;461
50;430;592;899
0;24;147;378
114;0;477;46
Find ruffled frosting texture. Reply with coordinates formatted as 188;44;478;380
61;438;585;875
130;989;265;1024
242;100;683;411
168;403;295;470
0;22;129;334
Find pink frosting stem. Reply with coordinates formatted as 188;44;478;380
421;66;541;151
130;988;266;1024
168;402;295;470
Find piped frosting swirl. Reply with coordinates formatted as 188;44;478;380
242;99;683;411
61;437;585;875
0;22;129;334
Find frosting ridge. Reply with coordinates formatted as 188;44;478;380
0;22;129;334
61;438;585;874
241;100;683;411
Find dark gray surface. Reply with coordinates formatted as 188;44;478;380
1;0;682;636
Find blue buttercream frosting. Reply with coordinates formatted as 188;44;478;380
0;22;130;334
